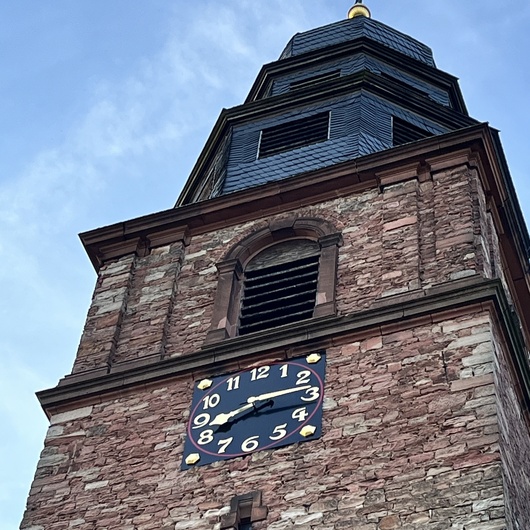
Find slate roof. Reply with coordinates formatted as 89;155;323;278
221;92;449;195
271;55;450;107
280;16;435;67
177;14;472;205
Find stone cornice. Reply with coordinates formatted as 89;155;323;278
37;278;530;420
79;125;530;344
82;125;488;270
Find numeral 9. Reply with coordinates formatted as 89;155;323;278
192;413;211;429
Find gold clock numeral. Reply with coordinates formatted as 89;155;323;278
269;423;288;441
217;437;234;454
306;353;322;364
197;379;213;390
185;453;201;465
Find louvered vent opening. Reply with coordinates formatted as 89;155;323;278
239;241;320;336
393;116;434;146
380;72;431;99
290;70;341;91
258;112;330;158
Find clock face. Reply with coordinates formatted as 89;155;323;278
182;353;326;469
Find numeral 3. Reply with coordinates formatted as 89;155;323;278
301;387;320;402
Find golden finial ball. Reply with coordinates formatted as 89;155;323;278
348;4;371;19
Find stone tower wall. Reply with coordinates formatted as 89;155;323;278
72;162;498;373
22;155;530;530
492;323;530;527
22;310;511;529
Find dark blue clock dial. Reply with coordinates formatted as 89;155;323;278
182;353;326;469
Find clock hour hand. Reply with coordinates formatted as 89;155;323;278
209;385;312;426
247;385;311;403
209;403;255;427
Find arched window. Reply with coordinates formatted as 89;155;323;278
239;239;321;335
205;218;342;344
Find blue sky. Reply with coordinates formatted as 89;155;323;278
1;1;529;528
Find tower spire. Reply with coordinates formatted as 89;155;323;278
348;0;371;19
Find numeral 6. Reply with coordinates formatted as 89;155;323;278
241;435;260;452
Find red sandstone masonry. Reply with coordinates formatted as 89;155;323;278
72;255;135;373
21;312;508;529
31;158;527;529
71;164;498;371
381;179;421;297
429;167;482;285
490;324;530;526
73;241;185;373
113;242;185;362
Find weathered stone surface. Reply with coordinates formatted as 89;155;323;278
21;163;530;529
492;326;530;526
50;406;93;425
66;165;498;371
22;310;525;529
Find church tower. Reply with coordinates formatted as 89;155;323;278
21;3;530;529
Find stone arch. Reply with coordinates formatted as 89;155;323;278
205;217;342;344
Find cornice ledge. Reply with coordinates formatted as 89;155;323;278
37;277;528;416
81;125;492;272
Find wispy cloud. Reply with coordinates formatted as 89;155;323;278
0;352;49;519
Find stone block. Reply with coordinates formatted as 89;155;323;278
450;374;494;392
379;515;401;529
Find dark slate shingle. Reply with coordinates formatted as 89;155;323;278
280;16;435;67
221;92;448;195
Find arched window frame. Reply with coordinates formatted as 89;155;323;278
205;217;342;345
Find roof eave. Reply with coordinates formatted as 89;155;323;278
83;124;528;272
245;38;468;115
176;71;475;207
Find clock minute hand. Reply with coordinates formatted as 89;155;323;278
247;385;312;404
209;385;312;426
209;403;255;426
